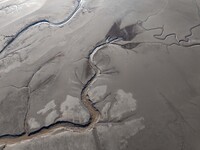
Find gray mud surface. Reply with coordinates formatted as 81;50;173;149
0;0;200;149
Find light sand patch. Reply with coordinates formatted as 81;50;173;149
45;110;59;126
110;89;137;120
37;100;56;115
59;95;90;124
28;118;40;129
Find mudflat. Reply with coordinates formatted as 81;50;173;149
0;0;200;150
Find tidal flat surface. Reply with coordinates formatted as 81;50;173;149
0;0;200;149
